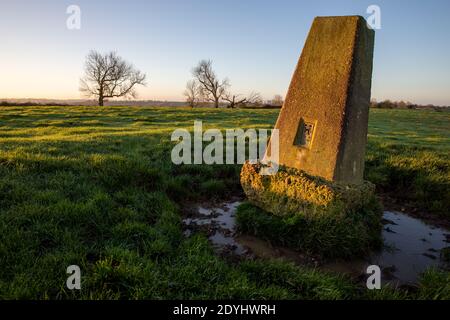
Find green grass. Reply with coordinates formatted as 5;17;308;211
236;197;382;258
365;109;450;217
0;105;448;299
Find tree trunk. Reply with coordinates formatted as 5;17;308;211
98;95;104;106
214;99;219;108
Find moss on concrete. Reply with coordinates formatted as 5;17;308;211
238;161;382;257
241;161;376;218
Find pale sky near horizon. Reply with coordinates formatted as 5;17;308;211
1;0;449;105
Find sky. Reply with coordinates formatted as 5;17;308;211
0;0;449;105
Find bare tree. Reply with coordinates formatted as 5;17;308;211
192;60;229;108
80;50;146;106
223;91;262;108
246;91;263;106
272;94;284;106
184;80;201;108
223;93;247;109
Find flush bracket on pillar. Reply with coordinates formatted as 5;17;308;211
293;118;316;149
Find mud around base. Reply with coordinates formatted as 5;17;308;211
239;161;383;258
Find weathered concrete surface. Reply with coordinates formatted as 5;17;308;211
241;161;376;218
269;16;375;184
240;16;379;225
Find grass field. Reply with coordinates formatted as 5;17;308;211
0;106;448;299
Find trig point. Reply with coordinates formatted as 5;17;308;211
241;16;379;220
274;15;374;184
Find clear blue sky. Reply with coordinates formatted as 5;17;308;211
1;0;449;105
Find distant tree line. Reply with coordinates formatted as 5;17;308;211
0;101;70;107
370;99;449;111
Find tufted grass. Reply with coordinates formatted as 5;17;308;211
0;105;448;299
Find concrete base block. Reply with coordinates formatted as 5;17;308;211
240;161;376;218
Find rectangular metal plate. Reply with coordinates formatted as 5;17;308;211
294;119;315;148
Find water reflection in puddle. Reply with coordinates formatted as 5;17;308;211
183;200;246;255
183;200;449;284
371;211;449;283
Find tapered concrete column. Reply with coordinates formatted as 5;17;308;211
269;16;375;184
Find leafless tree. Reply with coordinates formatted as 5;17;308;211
223;91;262;108
246;91;263;106
272;94;284;106
80;50;146;106
192;60;229;108
184;80;201;108
223;93;246;109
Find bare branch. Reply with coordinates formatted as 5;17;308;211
223;91;262;108
184;80;201;108
271;94;284;106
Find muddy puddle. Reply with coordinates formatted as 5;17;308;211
372;211;449;283
183;199;450;285
183;199;247;256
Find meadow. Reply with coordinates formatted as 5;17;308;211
0;105;448;299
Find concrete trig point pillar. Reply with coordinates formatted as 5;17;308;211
241;16;378;218
275;15;375;184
